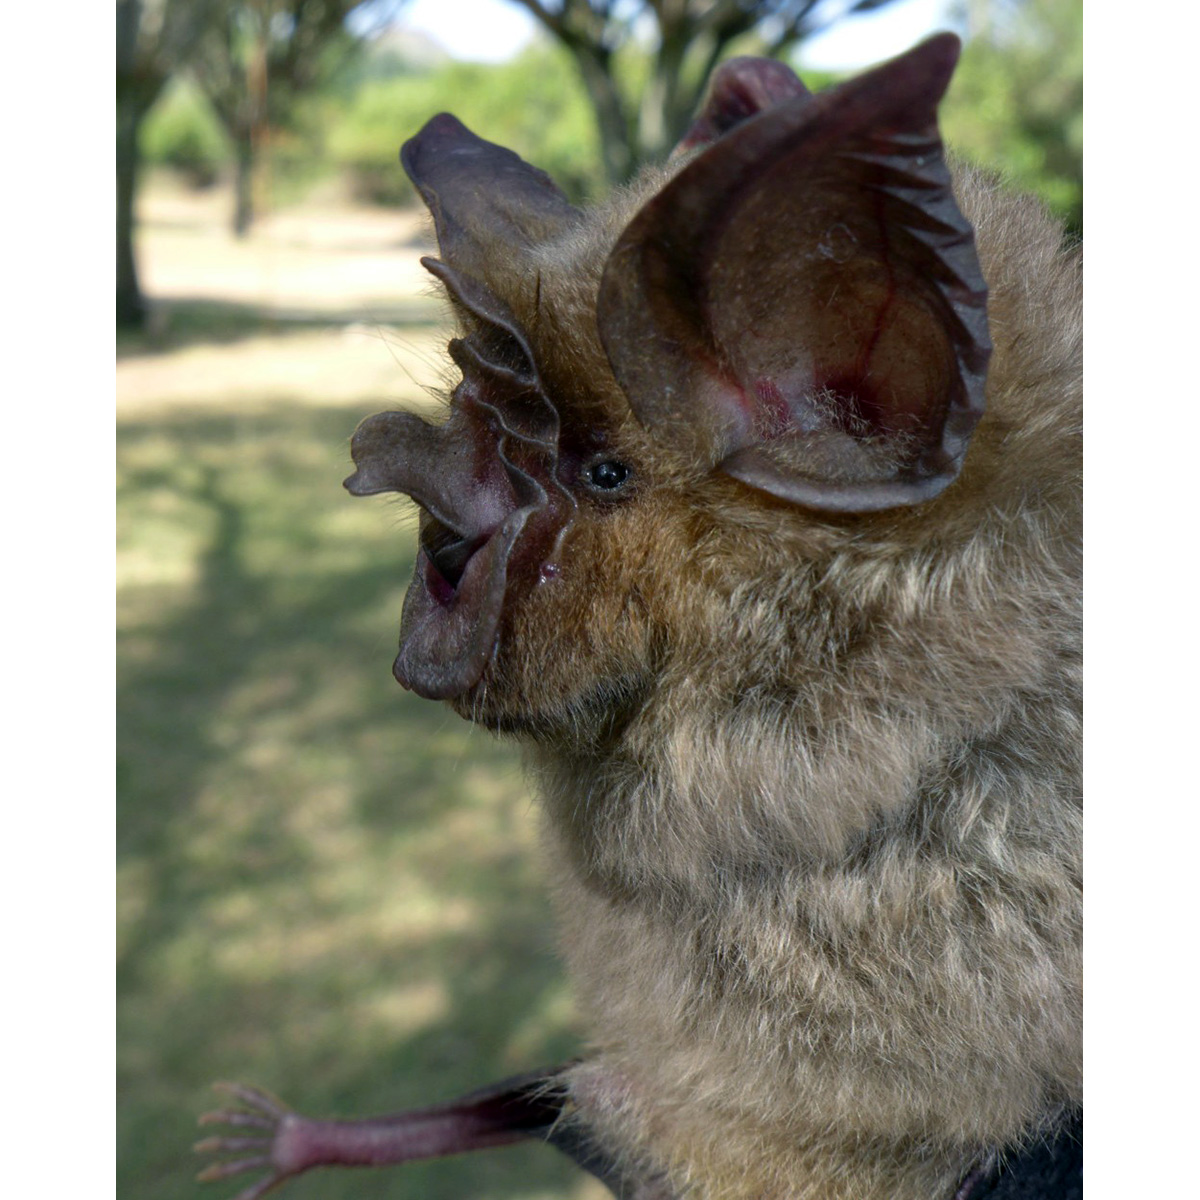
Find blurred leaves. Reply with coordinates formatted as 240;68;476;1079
187;1;379;235
507;0;908;179
140;0;1083;230
141;77;230;187
327;42;604;204
118;0;225;325
942;0;1083;235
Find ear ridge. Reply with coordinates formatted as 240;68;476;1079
598;34;991;513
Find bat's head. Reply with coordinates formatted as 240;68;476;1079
345;34;991;739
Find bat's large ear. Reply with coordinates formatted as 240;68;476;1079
401;114;582;278
598;34;991;512
674;55;812;153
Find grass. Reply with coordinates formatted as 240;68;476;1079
118;354;602;1199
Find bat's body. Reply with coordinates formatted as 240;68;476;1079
530;160;1081;1200
511;170;1080;1200
200;34;1081;1200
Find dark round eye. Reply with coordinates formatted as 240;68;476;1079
585;460;631;491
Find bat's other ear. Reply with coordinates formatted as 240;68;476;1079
674;56;812;153
401;113;582;278
599;34;991;513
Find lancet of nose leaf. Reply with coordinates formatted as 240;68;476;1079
401;113;583;284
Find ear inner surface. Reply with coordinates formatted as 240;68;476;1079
676;55;812;153
598;33;991;512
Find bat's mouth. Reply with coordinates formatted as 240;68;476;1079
345;406;560;701
419;514;487;603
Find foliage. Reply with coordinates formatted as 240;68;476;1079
506;0;903;180
117;0;225;114
190;0;366;131
117;0;226;326
327;42;604;205
941;0;1083;235
188;1;381;233
141;78;231;187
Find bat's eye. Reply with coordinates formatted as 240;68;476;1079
585;460;632;492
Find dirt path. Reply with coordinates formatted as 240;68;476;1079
118;176;452;416
137;174;439;316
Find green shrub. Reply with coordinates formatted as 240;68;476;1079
141;77;229;188
327;41;604;207
942;0;1082;235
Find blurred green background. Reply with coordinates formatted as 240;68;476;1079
116;2;1082;1198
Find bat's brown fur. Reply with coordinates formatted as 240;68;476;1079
424;155;1081;1198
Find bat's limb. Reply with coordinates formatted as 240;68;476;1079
195;1070;570;1199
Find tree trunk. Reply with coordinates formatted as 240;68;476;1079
116;0;164;329
116;90;148;328
570;47;635;184
638;26;693;164
232;127;254;238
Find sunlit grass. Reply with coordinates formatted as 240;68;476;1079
118;365;602;1198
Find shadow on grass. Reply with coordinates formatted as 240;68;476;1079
117;297;443;360
118;403;590;1200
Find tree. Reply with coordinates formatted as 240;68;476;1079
506;0;902;183
188;1;399;237
942;0;1082;234
116;0;220;328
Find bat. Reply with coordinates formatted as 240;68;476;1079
197;32;1081;1200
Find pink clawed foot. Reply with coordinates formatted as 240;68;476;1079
195;1069;565;1198
195;1083;312;1200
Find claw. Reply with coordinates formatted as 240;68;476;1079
196;1155;271;1181
228;1177;285;1200
211;1081;291;1118
196;1083;293;1199
198;1108;275;1130
194;1135;271;1154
